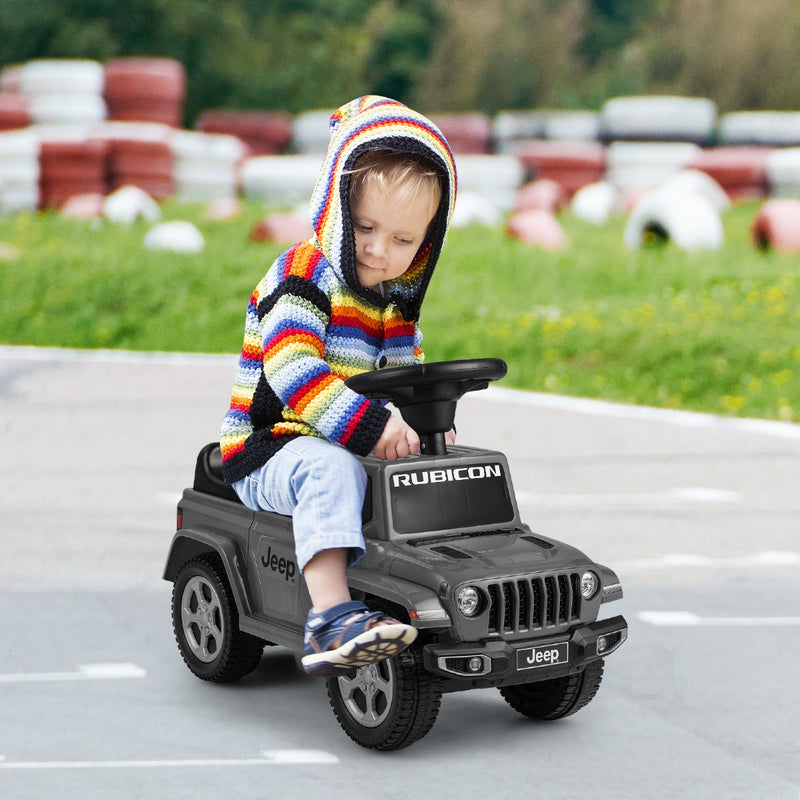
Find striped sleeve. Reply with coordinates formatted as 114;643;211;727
259;276;390;454
219;284;267;464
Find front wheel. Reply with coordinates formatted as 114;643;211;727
171;554;264;683
326;643;442;751
499;660;605;720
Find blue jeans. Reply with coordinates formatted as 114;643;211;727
232;437;368;573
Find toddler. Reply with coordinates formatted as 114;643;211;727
219;96;456;677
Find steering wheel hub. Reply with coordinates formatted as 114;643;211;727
346;358;507;455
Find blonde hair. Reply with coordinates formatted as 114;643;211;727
348;150;442;219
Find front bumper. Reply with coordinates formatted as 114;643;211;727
423;615;627;689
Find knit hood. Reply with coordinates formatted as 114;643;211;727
309;95;457;322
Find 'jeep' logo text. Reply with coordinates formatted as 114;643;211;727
526;648;560;666
261;546;297;583
392;464;502;488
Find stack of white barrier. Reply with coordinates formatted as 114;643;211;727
605;141;700;193
600;96;717;145
718;111;800;147
291;109;335;154
452;155;526;227
766;148;800;197
542;110;600;142
492;110;548;154
19;59;106;126
240;155;323;207
170;130;246;201
0;129;39;213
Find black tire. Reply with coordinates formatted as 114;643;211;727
171;554;264;683
327;643;442;751
499;660;604;720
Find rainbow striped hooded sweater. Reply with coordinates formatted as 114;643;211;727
220;96;457;484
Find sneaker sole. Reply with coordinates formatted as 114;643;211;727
302;623;417;677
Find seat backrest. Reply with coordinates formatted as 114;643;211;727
193;442;242;503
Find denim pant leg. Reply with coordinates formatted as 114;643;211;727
231;437;368;573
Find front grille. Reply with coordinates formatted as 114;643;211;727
487;573;581;634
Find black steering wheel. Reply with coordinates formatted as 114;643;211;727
345;358;507;455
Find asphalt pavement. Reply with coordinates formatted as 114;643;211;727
1;345;798;799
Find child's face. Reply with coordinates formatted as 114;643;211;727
351;182;436;288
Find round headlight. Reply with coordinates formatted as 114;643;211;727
456;586;482;617
580;571;599;600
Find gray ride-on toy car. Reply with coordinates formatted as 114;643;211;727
163;358;627;750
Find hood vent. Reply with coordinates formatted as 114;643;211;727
431;545;472;560
521;535;554;550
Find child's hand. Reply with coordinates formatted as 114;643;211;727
372;416;420;461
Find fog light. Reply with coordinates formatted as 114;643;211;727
437;654;491;677
580;571;599;600
456;586;482;617
597;629;627;655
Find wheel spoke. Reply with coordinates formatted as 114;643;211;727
337;661;394;728
362;686;383;725
371;670;392;695
208;598;223;639
337;673;360;694
182;604;203;627
197;627;212;658
180;575;224;663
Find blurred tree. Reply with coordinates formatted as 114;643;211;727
0;0;254;121
645;0;800;110
413;0;586;112
363;0;439;101
411;0;502;111
245;5;367;111
1;0;799;120
580;0;659;65
478;0;587;111
0;0;435;119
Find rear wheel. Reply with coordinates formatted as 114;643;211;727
171;554;264;682
499;660;604;720
327;642;442;751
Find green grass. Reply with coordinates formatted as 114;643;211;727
1;200;799;422
0;202;278;353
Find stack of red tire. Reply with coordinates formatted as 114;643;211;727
514;141;605;196
429;113;492;154
38;139;109;208
0;94;30;131
103;58;186;127
196;110;293;156
687;147;771;201
105;136;174;200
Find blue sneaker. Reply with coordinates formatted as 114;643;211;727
302;600;417;677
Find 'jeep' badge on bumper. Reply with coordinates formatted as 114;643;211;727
516;642;569;670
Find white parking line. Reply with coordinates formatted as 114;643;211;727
0;663;147;683
480;384;800;443
615;551;800;572
0;345;235;368
0;750;339;769
639;611;800;626
260;749;340;764
156;492;183;505
517;487;744;506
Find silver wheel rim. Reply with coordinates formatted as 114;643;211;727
336;659;395;728
180;575;224;663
